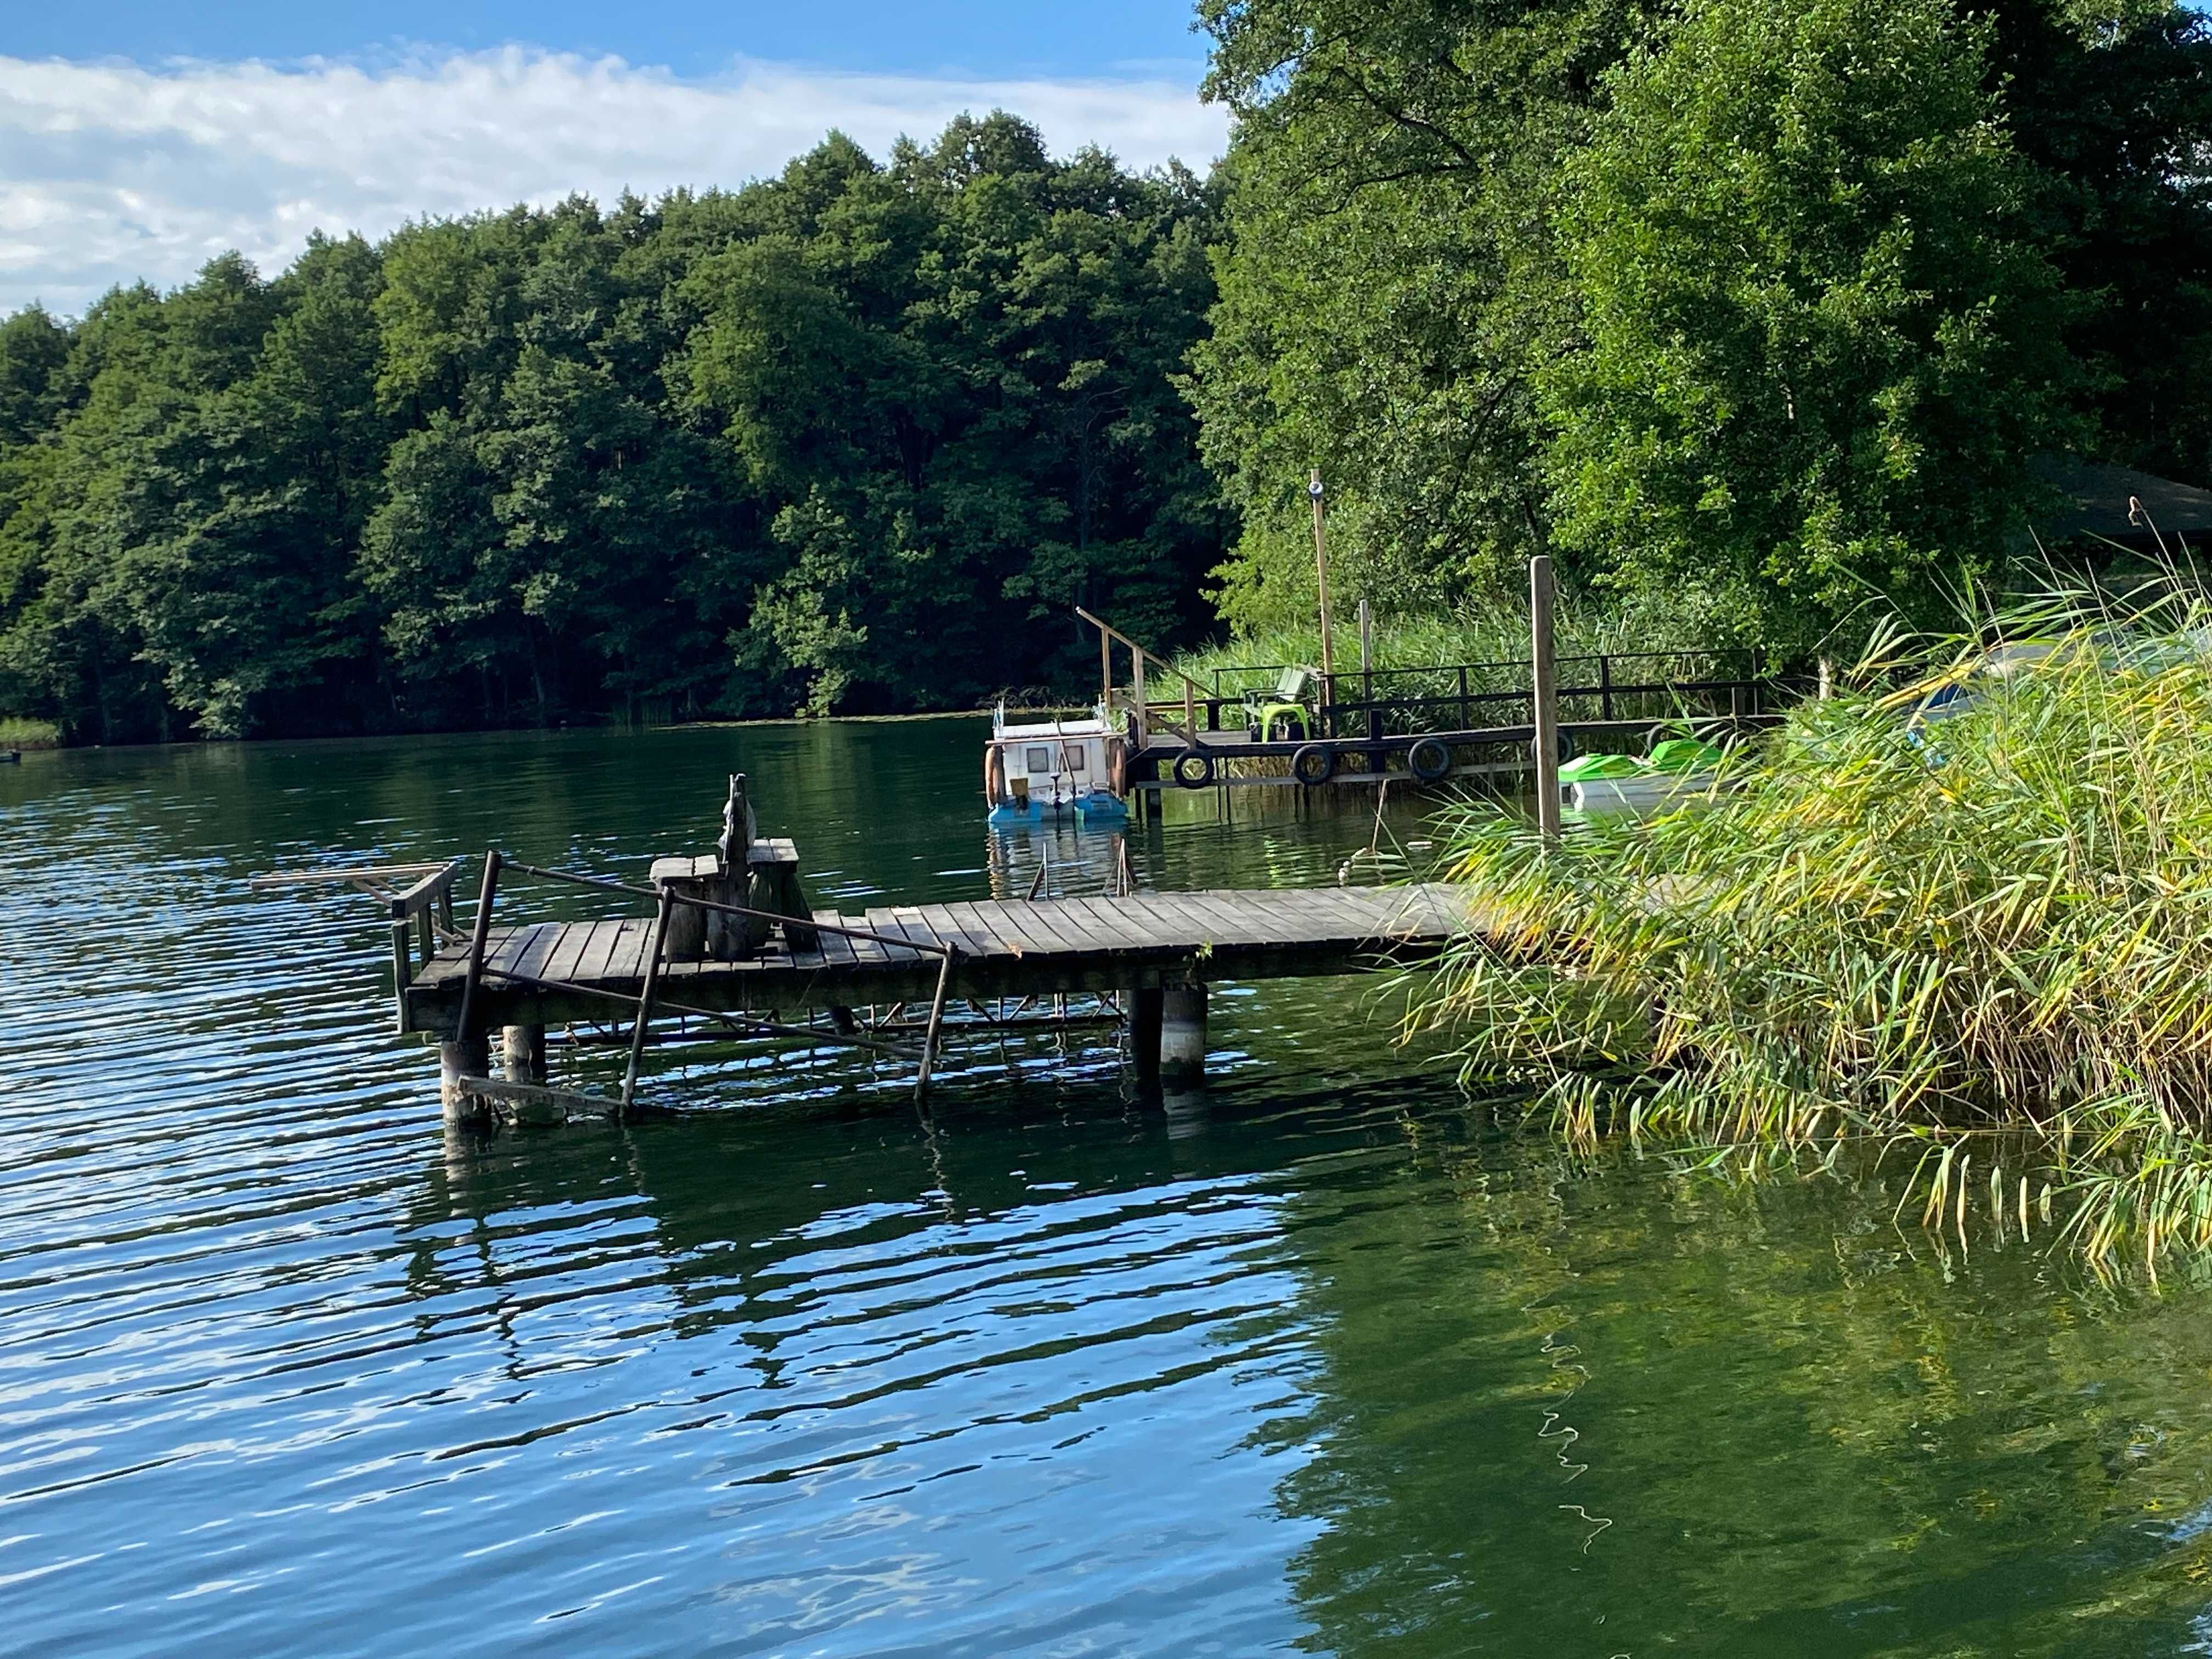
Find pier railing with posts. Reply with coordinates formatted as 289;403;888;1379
249;858;466;1027
1115;648;1774;743
449;853;960;1118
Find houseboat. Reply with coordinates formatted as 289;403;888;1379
985;706;1128;822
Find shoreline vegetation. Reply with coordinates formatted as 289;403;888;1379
1413;584;2212;1264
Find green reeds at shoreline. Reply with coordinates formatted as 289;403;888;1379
1415;594;2212;1263
0;716;59;750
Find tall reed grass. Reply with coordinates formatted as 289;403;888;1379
1414;588;2212;1263
0;716;58;750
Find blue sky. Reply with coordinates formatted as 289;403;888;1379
0;4;1227;317
9;1;1211;81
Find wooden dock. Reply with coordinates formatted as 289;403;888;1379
266;772;1484;1124
402;882;1471;1039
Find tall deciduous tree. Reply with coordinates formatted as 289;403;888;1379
1537;0;2082;651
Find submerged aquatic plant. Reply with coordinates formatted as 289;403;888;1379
1415;587;2212;1261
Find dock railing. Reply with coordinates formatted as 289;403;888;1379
456;853;961;1115
250;858;466;1021
1076;605;1217;752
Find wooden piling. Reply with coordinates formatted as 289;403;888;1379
1130;983;1164;1082
1160;983;1207;1082
1310;470;1335;717
1530;556;1561;838
501;1024;546;1086
439;1035;490;1124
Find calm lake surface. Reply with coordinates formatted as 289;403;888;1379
10;717;2212;1656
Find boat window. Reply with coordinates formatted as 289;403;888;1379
1063;743;1086;772
1025;746;1053;772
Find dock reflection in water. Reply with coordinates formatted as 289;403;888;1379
5;720;2212;1657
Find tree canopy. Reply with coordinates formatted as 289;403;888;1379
0;115;1225;741
1192;0;2212;652
8;4;2212;742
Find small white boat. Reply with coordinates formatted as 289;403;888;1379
986;706;1128;823
1568;769;1718;818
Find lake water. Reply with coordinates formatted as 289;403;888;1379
9;718;2212;1656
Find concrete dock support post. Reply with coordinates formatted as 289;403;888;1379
1130;984;1164;1083
501;1024;546;1086
1160;984;1209;1082
439;1034;490;1124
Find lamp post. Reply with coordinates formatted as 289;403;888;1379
1309;470;1335;722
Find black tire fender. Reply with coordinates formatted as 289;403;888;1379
1172;749;1216;789
1407;736;1452;782
1290;743;1337;787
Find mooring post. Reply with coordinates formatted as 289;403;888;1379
501;1024;547;1086
1160;983;1208;1083
1530;556;1562;838
439;1034;491;1122
1130;981;1164;1083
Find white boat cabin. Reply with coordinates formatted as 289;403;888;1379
985;708;1127;817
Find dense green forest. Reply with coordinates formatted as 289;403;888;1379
3;0;2210;742
1193;0;2212;654
0;116;1223;741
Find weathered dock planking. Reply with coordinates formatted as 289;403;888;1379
400;882;1472;1039
269;774;1485;1124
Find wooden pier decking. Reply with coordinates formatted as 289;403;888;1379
402;882;1471;1038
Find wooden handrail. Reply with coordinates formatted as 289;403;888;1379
1075;606;1216;702
387;857;467;922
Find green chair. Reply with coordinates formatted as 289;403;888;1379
1243;665;1318;742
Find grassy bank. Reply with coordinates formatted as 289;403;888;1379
0;716;60;750
1415;596;2212;1262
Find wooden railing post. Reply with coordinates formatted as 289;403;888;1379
620;887;676;1117
454;849;502;1049
1531;558;1561;839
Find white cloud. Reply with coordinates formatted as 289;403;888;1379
0;48;1230;317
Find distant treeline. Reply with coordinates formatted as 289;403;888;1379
0;116;1224;741
8;0;2212;744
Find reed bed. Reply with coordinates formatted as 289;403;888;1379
1414;596;2212;1262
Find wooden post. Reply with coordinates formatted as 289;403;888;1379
453;849;502;1069
1132;646;1147;747
1818;656;1835;700
1161;983;1207;1082
439;1035;491;1124
1358;599;1373;699
620;888;675;1117
1129;982;1164;1084
1530;557;1562;839
1101;625;1113;710
501;1024;547;1086
1310;470;1335;726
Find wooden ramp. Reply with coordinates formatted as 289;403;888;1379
402;883;1471;1038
